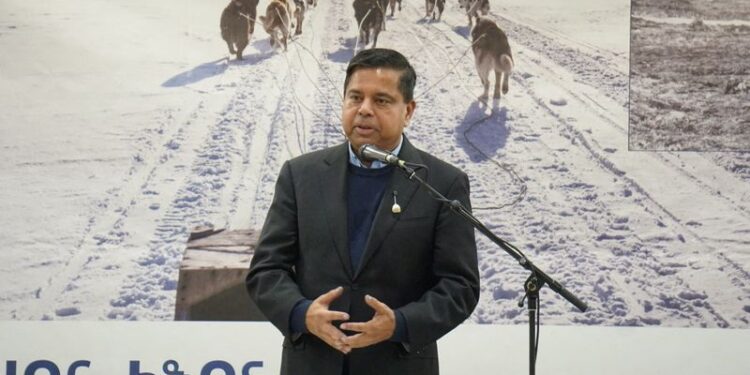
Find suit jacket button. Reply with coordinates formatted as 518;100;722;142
351;283;359;291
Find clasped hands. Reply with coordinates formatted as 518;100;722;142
305;286;395;354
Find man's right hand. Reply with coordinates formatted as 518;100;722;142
306;286;351;354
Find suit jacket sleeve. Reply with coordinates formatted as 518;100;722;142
397;171;480;351
246;161;306;337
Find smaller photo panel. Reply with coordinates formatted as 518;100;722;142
629;0;750;151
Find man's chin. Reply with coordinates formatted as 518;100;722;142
348;136;375;151
349;142;367;154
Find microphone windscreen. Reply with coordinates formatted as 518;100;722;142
357;144;371;160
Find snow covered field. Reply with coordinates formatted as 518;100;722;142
1;0;748;327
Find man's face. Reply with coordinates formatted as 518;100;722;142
342;68;416;154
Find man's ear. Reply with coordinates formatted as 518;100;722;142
404;100;416;127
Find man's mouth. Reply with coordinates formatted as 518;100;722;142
354;125;376;135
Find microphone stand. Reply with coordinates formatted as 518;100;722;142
396;162;588;375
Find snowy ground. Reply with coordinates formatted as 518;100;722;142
1;0;748;327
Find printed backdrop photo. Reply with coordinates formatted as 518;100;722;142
0;0;748;331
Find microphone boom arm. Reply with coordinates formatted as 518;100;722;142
395;162;588;312
395;161;587;375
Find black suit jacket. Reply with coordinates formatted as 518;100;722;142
246;137;480;375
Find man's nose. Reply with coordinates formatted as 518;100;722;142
357;98;374;116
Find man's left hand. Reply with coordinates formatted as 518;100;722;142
340;295;396;349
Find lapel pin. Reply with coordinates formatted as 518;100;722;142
391;190;401;214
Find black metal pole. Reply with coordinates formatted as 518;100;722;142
525;275;541;375
529;295;536;375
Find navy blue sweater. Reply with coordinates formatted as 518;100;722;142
346;164;394;271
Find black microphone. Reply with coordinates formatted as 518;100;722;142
358;144;403;166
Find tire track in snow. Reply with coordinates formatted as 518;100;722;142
17;87;225;319
108;49;291;319
247;0;349;230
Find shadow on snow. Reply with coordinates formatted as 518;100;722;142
455;100;509;163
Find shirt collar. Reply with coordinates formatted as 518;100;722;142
348;135;404;169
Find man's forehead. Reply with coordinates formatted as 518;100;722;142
348;68;401;90
352;67;400;80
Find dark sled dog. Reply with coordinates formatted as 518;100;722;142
388;0;402;17
425;0;444;21
459;0;489;27
471;18;514;100
260;0;291;51
353;0;383;48
220;0;259;60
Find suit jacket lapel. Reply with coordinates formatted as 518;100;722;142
320;143;354;279
354;137;423;280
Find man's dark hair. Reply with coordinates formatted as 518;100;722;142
343;48;417;102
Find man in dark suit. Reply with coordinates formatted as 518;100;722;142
246;48;479;375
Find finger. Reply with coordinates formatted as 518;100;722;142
364;294;390;313
316;286;344;305
321;326;351;353
321;324;347;342
322;310;350;322
342;333;373;349
340;321;369;332
324;335;350;354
